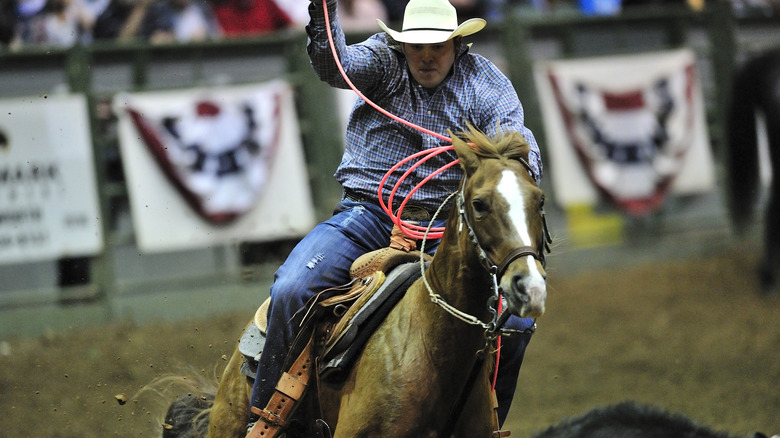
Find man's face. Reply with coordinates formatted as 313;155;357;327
402;39;457;89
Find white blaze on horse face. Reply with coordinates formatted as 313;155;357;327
496;169;547;317
497;170;534;249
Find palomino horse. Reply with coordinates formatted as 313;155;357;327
163;126;550;437
725;47;780;294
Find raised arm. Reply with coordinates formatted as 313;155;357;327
305;0;396;93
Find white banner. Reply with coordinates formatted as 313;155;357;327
0;94;103;264
534;49;715;215
114;81;316;253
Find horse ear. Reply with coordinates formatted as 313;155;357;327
450;131;480;175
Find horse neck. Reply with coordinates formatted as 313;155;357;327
422;216;494;326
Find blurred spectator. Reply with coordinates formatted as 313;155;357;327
79;0;112;41
622;0;705;8
374;0;494;26
138;0;221;44
81;0;111;17
18;0;47;16
450;0;484;19
209;0;292;37
270;0;388;33
578;0;620;15
19;0;96;47
270;0;390;30
43;0;96;46
15;0;46;42
271;0;309;25
92;0;153;40
379;0;406;22
0;1;19;47
731;0;776;15
338;0;388;31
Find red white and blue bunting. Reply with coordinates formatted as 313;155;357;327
535;49;715;215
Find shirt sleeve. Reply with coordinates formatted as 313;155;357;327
475;61;544;185
305;0;343;81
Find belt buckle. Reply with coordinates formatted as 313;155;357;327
344;189;367;203
398;205;431;222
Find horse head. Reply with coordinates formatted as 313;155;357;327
451;126;549;319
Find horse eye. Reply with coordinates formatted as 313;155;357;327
472;198;489;216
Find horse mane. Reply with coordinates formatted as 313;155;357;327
452;124;531;164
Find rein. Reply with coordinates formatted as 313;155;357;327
422;182;540;438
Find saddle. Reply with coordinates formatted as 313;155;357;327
238;250;428;382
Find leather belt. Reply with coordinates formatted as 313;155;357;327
343;188;432;222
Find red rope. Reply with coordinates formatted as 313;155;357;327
323;4;450;143
493;299;502;392
322;0;454;238
378;147;456;239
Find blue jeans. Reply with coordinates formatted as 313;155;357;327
248;198;534;426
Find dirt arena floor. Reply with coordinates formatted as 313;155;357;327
1;245;779;437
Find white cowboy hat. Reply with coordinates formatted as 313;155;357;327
376;0;486;44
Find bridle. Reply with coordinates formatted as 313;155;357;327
420;156;552;338
457;157;551;275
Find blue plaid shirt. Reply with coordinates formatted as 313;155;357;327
306;0;543;213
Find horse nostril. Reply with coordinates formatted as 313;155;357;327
512;273;530;303
518;292;530;305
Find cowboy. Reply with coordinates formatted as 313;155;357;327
246;0;544;434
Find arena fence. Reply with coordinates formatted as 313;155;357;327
0;3;777;334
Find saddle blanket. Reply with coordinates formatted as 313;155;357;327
319;262;423;380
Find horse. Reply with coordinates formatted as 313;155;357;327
161;125;551;438
725;47;780;294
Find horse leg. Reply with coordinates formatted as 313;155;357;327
759;136;780;293
453;373;499;438
207;326;253;438
726;52;762;235
758;60;780;294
